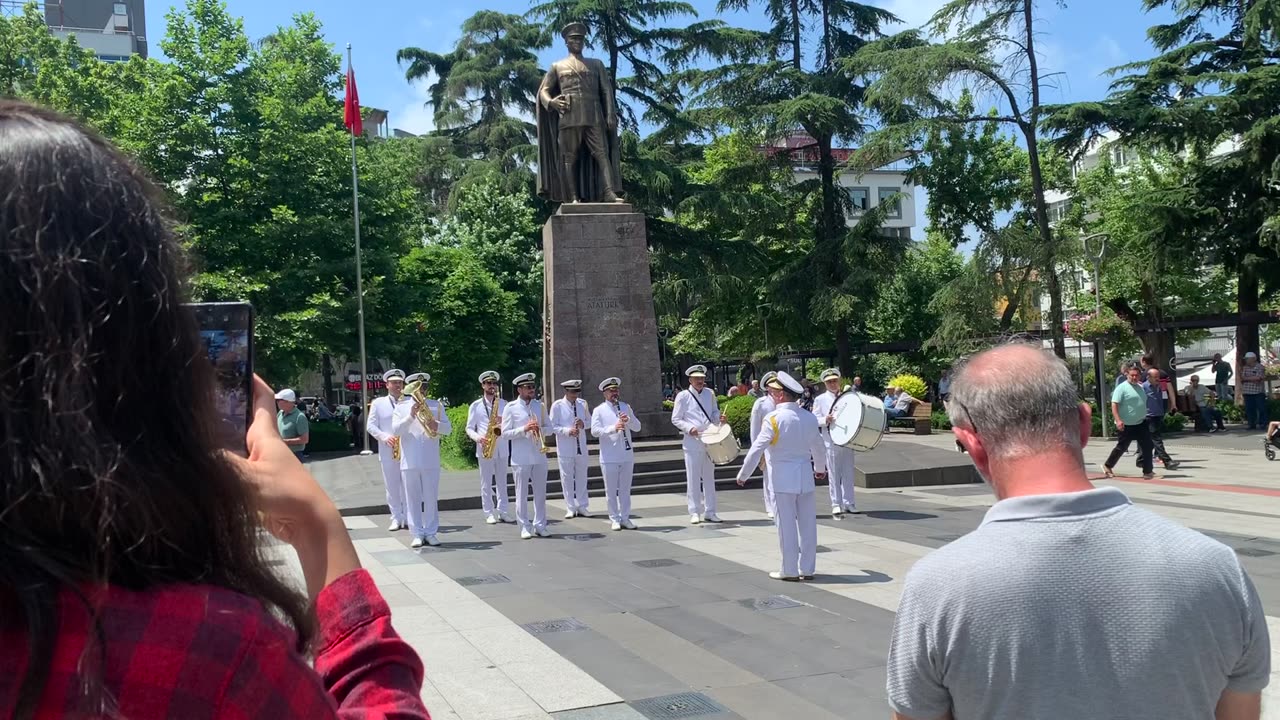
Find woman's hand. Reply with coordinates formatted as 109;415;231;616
225;376;359;600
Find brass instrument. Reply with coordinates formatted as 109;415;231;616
534;400;551;455
480;396;502;459
403;377;439;439
391;436;401;461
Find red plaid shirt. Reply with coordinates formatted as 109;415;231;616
1;569;431;719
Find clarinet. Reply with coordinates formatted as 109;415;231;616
572;399;582;455
614;399;632;451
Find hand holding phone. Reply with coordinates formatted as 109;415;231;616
191;302;254;455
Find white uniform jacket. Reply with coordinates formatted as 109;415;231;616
550;397;590;455
671;387;719;452
466;396;508;460
591;400;641;463
367;395;405;456
391;397;451;469
736;402;828;494
501;398;550;467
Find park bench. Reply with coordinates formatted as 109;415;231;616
888;398;933;435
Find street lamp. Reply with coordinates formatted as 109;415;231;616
757;302;772;351
1082;232;1110;439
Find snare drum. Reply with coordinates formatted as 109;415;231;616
828;392;887;452
700;423;740;465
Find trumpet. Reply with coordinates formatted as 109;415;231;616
480;396;502;459
403;377;438;439
532;400;551;455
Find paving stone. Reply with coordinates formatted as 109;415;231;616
630;692;733;719
703;682;844;720
553;703;649;720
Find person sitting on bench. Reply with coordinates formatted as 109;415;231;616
886;389;916;419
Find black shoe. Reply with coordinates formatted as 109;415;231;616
1165;461;1181;470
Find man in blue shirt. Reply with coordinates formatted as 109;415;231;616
1139;368;1181;471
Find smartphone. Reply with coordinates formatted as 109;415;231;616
190;302;254;454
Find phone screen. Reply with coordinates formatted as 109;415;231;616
190;303;254;454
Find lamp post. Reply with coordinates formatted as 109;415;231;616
757;302;772;352
1083;232;1110;439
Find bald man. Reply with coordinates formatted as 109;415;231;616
887;343;1270;720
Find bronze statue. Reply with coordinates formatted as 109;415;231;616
536;22;623;204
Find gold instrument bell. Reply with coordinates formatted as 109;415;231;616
403;376;439;438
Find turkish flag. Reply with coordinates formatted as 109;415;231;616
344;65;362;136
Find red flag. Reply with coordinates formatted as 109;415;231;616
344;65;362;136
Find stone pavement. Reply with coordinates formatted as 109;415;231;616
267;427;1280;719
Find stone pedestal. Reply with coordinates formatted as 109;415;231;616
543;203;666;436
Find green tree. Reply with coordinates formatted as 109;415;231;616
396;11;547;172
0;3;120;125
430;183;544;378
865;232;965;377
849;0;1073;357
1044;0;1280;376
683;0;908;372
394;246;522;404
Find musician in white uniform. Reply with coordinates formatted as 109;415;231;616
502;373;551;539
392;372;451;547
591;377;641;531
811;368;857;517
736;372;828;581
750;371;779;519
366;368;408;531
671;364;727;524
466;371;512;525
551;379;591;518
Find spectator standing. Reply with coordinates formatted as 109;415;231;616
348;401;364;449
888;343;1270;720
1138;368;1181;470
937;369;952;401
1212;352;1234;404
1115;361;1133;387
276;388;310;458
1104;366;1155;479
1241;352;1268;430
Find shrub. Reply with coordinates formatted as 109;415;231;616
715;394;730;406
442;404;478;469
662;399;674;411
1161;413;1187;433
723;395;757;441
887;373;927;400
930;409;952;430
1064;309;1130;344
1219;402;1244;423
307;421;353;452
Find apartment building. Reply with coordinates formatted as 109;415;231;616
43;0;147;61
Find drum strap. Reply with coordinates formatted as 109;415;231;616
686;388;714;424
769;416;778;445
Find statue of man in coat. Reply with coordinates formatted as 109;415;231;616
536;22;624;204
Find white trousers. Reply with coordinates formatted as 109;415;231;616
762;462;775;515
602;460;635;522
774;490;818;577
379;451;407;524
683;448;717;516
826;446;856;509
402;468;440;538
558;452;591;512
478;457;510;516
514;463;548;532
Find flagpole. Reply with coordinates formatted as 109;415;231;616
348;42;372;456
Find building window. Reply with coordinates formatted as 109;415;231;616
1110;144;1130;167
879;227;911;240
877;187;902;219
1048;199;1072;223
114;2;128;14
844;186;869;215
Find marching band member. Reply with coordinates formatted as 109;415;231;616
366;368;409;532
551;379;591;518
467;371;512;525
392;373;451;548
502;373;551;539
750;371;779;519
671;364;727;525
591;377;641;531
811;368;857;517
736;372;828;581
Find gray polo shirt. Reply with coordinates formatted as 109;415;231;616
887;487;1270;720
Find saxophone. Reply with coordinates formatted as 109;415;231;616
480;396;502;459
403;377;438;438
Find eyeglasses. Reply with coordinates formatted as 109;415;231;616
949;397;980;436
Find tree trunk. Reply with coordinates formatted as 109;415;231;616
790;0;802;69
1236;264;1260;405
835;323;852;376
1020;0;1064;358
820;0;832;69
322;353;335;402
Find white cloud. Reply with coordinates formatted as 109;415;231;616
877;0;950;33
393;78;436;136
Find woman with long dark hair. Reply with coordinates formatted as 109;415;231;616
0;101;429;717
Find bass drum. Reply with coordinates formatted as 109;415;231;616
828;392;887;452
700;423;741;466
